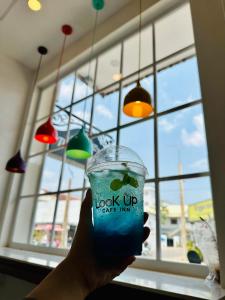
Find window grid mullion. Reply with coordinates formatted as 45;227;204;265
49;72;77;247
28;83;59;245
152;23;161;261
35;43;195;124
116;41;124;146
82;56;99;198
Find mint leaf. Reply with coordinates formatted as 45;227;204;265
129;177;139;188
122;173;130;185
110;179;123;191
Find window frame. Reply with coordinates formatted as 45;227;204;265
9;2;211;278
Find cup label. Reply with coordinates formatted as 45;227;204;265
95;194;138;213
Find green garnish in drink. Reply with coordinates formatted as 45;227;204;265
110;170;139;191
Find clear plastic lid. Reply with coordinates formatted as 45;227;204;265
87;145;147;177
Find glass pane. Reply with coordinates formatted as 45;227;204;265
142;183;156;259
92;130;117;155
158;104;209;177
74;60;96;102
123;24;153;77
120;75;153;125
13;197;36;243
160;177;214;263
157;57;201;112
39;151;62;194
70;97;92;128
60;158;85;191
155;3;194;60
52;110;70;134
36;85;54;120
55;73;75;109
53;191;82;249
119;119;154;179
31;194;57;247
21;155;44;196
93;90;119;132
96;44;122;88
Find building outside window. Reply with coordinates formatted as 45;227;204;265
12;2;215;272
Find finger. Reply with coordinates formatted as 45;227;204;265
120;255;136;266
110;256;136;278
143;226;150;242
79;189;92;228
144;212;149;225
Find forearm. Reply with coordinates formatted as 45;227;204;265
26;258;89;300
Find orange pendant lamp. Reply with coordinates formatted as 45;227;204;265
5;46;48;173
123;0;153;118
35;25;73;144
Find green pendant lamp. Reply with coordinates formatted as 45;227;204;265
66;127;93;159
123;0;154;118
66;1;104;160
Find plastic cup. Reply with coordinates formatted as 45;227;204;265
87;145;147;256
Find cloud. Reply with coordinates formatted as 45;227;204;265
76;110;91;122
43;170;55;180
181;114;205;147
159;118;176;133
95;104;113;119
191;158;208;170
60;83;72;99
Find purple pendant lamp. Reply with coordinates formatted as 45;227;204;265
5;46;48;173
34;25;73;144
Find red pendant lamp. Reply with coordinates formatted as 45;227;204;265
5;46;48;173
35;25;73;144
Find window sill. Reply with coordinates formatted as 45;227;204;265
0;247;224;300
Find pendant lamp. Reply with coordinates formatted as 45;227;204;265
28;0;42;11
66;127;93;159
123;0;153;118
66;3;104;160
5;46;48;173
35;25;73;144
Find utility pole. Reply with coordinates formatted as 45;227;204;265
178;161;187;260
61;177;72;248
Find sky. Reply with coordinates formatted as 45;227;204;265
36;56;213;209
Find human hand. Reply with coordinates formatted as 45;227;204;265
65;189;150;296
27;189;150;300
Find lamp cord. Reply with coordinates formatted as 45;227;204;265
50;34;67;114
18;54;43;149
138;0;142;82
0;0;19;21
83;10;98;129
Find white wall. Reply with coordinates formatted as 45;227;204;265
190;0;225;288
0;53;32;233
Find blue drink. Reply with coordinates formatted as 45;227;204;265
87;146;147;256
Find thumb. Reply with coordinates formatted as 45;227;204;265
78;189;93;230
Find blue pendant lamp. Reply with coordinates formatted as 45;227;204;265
5;46;48;173
66;1;104;160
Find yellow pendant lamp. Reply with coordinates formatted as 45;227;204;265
28;0;42;11
123;0;153;118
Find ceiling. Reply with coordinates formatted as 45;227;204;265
0;0;132;70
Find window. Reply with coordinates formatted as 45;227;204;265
12;2;215;275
